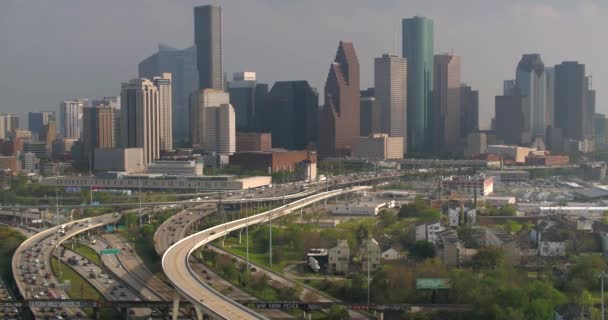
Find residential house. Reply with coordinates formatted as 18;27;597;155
381;248;403;261
360;239;381;273
328;240;350;274
415;221;445;243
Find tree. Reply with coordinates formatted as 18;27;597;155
498;205;517;216
379;210;397;226
409;241;436;260
324;306;349;320
471;246;504;270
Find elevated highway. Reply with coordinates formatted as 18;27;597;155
162;186;370;320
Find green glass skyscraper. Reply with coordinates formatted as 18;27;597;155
402;16;434;153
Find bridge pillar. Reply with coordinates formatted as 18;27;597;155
171;292;180;320
374;311;384;320
194;306;204;320
302;311;312;320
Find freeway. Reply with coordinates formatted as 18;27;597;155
162;186;370;320
154;203;216;255
12;212;120;318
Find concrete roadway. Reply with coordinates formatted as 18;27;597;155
162;187;369;320
59;247;150;318
13;212;120;319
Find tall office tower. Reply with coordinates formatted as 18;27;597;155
495;95;528;145
516;54;547;138
585;77;596;140
153;73;173;151
40;120;57;155
503;80;517;95
554;61;586;141
139;45;198;142
263;81;319;150
319;41;360;157
28;111;55;138
204;104;236;155
194;5;223;91
360;88;383;137
60;99;86;139
460;84;479;139
82;106;117;164
433;54;461;154
228;72;269;131
189;89;230;148
545;67;555;129
374;54;407;153
0;114;19;139
120;78;161;166
402;16;434;153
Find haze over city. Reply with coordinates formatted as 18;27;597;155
1;0;605;127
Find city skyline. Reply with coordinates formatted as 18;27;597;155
1;0;605;129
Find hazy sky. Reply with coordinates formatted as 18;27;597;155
0;0;605;128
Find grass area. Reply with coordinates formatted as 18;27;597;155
0;227;26;287
50;257;123;318
64;242;100;265
221;238;287;273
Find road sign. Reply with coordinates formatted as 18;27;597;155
416;278;451;289
100;248;120;255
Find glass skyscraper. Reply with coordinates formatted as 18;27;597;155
402;16;434;154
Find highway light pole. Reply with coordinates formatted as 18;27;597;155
137;163;143;228
245;200;249;271
601;271;606;320
269;202;272;268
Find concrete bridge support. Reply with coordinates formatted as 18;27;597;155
172;292;180;320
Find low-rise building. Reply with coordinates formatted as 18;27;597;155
230;149;317;174
415;221;445;243
352;134;404;160
482;196;516;207
0;156;19;173
360;239;381;273
539;241;566;257
94;148;144;173
236;132;272;152
328;240;350;275
525;154;570;166
485;170;530;183
486;145;536;163
581;162;606;181
381;248;403;261
440;174;494;197
328;202;388;216
147;160;203;176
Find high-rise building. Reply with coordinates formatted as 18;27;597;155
120;78;162;166
374;54;407;153
83;106;117;165
495;95;528;145
204;104;235;155
516;54;547;138
189;89;230;148
402;16;434;153
0;114;19;140
265;81;319;150
139;45;197;142
433;54;461;154
460;84;479;140
319;41;360;157
228;72;269;131
194;5;223;91
585;77;596;140
554;61;587;141
40;120;57;155
545;67;555;129
359;88;383;137
60;99;86;139
153;73;173;151
28;111;55;138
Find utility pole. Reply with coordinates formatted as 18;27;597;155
246;200;249;271
137;163;142;228
367;236;371;307
89;155;93;205
269;203;272;268
601;271;606;320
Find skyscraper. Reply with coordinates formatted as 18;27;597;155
585;76;596;140
59;99;86;139
460;84;479;139
153;73;173;151
228;72;269;131
28;111;55;138
545;67;555;129
194;5;223;91
189;89;230;148
359;88;383;137
0;114;19;139
83;105;117;165
40;120;57;155
554;61;586;141
374;54;407;153
402;16;434;153
495;95;528;145
139;45;198;142
433;53;461;154
265;81;319;150
120;78;161;166
516;54;547;139
204;104;236;155
319;41;360;157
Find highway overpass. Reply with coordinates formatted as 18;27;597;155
162;186;370;320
